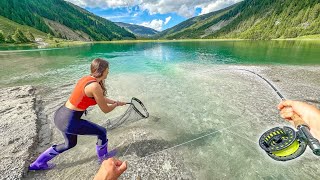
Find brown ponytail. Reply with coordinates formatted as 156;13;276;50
90;58;109;96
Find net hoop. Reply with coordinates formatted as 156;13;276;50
130;97;149;118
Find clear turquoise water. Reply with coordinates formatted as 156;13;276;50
2;41;320;179
1;40;320;88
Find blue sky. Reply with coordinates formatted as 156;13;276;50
66;0;241;31
84;6;186;31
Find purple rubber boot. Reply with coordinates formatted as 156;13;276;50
96;140;117;163
29;146;60;170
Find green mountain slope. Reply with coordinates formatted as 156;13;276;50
156;3;239;39
115;22;159;37
0;16;46;38
159;0;320;40
0;0;135;41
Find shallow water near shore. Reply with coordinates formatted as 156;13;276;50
1;41;320;179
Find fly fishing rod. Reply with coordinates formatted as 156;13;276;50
240;69;320;161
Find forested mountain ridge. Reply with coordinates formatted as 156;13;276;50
159;0;320;40
156;3;240;39
0;0;135;41
115;22;159;37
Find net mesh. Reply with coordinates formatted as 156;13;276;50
104;97;149;130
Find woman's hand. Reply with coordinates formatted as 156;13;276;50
278;100;320;140
114;101;126;106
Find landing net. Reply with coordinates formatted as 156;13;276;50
104;97;149;130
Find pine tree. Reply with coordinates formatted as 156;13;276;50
13;29;29;43
0;31;5;43
5;34;15;43
47;33;53;40
26;31;35;41
310;4;320;20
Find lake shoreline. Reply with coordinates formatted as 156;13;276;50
2;38;320;50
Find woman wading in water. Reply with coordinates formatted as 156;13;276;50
29;58;126;170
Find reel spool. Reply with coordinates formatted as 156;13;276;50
259;126;307;161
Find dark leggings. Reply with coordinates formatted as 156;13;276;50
53;106;107;153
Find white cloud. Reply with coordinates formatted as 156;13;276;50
164;16;171;25
138;16;171;31
66;0;139;9
102;15;130;21
66;0;242;17
133;13;139;17
139;1;197;17
107;0;138;7
199;0;241;15
139;19;164;31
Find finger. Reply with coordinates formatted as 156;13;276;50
102;158;116;171
279;107;293;114
283;107;293;113
102;158;112;167
117;161;127;174
277;102;284;110
280;109;294;120
114;159;123;166
280;107;293;114
280;113;293;120
278;100;294;110
280;107;292;115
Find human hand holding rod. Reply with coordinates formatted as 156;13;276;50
278;100;320;156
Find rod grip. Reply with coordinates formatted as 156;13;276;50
291;113;308;128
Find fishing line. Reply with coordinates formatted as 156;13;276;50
224;129;257;144
122;130;135;157
128;119;251;162
122;68;320;163
123;69;267;161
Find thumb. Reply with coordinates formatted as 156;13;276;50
117;161;127;174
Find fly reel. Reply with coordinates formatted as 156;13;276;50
259;126;307;161
240;69;320;160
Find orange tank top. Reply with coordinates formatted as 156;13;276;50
68;76;97;110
